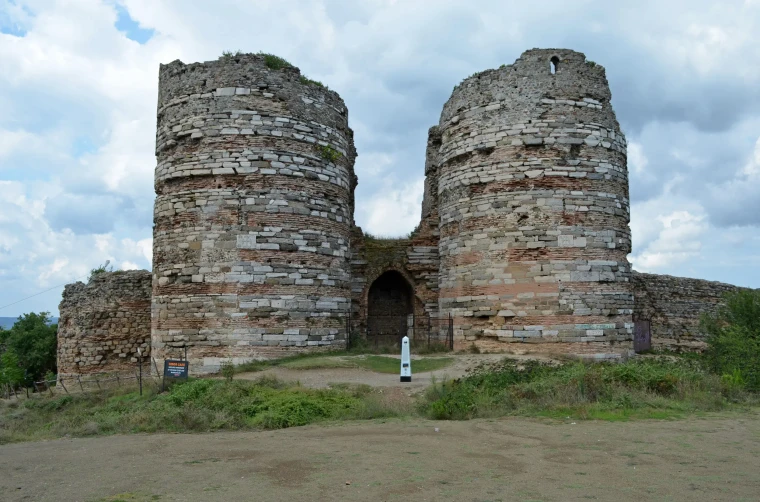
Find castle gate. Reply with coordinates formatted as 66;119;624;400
367;270;414;344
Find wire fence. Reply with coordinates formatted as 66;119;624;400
0;360;160;400
348;313;454;352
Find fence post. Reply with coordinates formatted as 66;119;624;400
138;351;143;396
58;378;69;395
427;315;431;348
449;313;454;350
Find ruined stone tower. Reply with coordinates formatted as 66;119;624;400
152;54;357;372
58;48;753;378
435;49;634;355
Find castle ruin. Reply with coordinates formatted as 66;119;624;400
57;49;750;376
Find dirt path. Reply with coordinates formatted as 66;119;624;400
1;413;759;502
236;353;545;391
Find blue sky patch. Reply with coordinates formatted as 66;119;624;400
114;5;154;44
0;1;29;37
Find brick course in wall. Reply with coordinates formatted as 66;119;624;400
57;271;151;378
434;49;634;356
152;54;357;373
58;47;755;373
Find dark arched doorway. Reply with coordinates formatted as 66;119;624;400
367;270;414;344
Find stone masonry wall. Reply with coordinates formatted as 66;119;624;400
632;271;747;351
435;49;634;357
153;54;357;374
57;271;151;378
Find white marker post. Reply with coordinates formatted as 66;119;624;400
400;336;412;382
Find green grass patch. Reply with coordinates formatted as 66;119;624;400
421;357;759;421
3;355;757;444
278;355;453;374
0;376;380;443
299;75;327;89
280;356;356;370
257;51;293;70
355;356;452;374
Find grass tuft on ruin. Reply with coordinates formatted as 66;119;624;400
317;144;341;163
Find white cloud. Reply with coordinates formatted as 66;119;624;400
359;178;424;236
631;210;708;271
2;0;760;317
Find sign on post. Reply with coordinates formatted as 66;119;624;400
400;336;412;382
162;359;189;391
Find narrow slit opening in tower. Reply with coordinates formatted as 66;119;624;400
550;56;559;75
367;270;414;345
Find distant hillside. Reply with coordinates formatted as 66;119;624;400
0;317;59;330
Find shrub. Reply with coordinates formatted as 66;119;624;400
0;350;24;396
422;357;726;420
257;52;293;70
220;50;243;59
0;313;57;386
702;289;760;391
220;360;234;382
300;75;327;89
318;144;341;163
89;261;113;281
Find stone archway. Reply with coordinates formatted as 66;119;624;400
367;270;414;342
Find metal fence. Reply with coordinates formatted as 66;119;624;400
30;360;159;397
348;313;454;351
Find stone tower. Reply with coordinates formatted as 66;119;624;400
436;48;634;355
152;54;357;373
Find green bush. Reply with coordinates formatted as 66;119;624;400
299;75;327;89
220;50;243;60
257;52;293;70
88;261;113;281
702;289;760;391
318;144;341;163
0;313;57;386
0;350;24;395
422;358;728;420
220;360;234;382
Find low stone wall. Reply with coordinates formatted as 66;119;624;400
632;271;745;351
57;271;152;377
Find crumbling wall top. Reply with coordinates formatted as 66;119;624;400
158;53;351;133
441;48;619;131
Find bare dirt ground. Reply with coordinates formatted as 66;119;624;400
1;413;759;502
236;353;547;391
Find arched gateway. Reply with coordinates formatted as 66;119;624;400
366;270;414;344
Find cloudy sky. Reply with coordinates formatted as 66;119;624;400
1;0;759;317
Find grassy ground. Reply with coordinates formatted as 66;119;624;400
0;355;757;444
422;357;758;421
279;355;453;374
233;351;451;373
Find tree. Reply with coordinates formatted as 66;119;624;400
701;289;760;391
0;312;58;387
0;350;24;397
